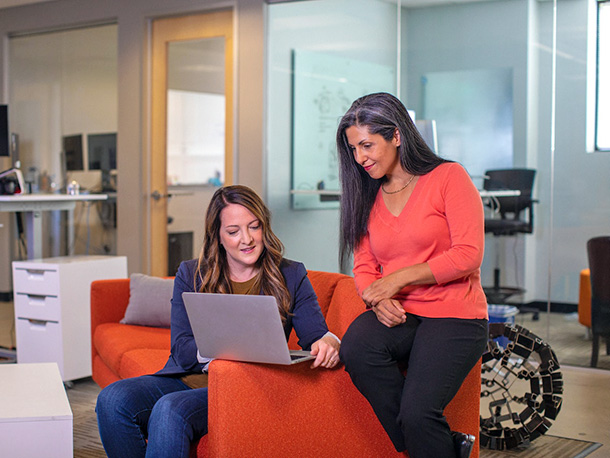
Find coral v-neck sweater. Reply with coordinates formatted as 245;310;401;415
353;162;488;319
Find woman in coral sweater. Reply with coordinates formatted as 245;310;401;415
336;93;488;458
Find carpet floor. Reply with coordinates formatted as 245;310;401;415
68;377;105;458
480;435;602;458
69;378;601;458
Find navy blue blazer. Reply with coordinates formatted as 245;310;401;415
155;258;329;376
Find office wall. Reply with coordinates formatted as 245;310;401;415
9;26;118;179
265;0;398;273
0;154;13;295
0;0;266;275
402;0;609;304
403;1;535;299
8;25;118;257
542;0;610;303
1;0;604;302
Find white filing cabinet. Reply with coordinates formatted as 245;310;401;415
12;255;127;381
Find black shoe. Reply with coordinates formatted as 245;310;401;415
452;431;475;458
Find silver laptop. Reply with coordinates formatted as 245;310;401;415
182;292;315;365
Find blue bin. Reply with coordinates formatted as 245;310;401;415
488;304;519;348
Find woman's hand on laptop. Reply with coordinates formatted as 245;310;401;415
310;334;340;369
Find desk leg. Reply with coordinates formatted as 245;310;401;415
24;210;43;260
51;210;61;257
67;209;75;256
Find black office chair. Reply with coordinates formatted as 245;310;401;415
586;236;610;368
483;169;537;317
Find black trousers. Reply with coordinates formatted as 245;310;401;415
340;311;488;458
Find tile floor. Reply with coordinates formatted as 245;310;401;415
549;365;610;452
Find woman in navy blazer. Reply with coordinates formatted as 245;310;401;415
96;185;340;458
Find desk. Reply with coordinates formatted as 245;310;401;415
0;193;107;259
479;189;521;198
480;189;523;222
0;362;73;457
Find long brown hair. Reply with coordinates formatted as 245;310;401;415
195;185;291;320
336;92;447;265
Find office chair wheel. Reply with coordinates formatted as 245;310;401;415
480;323;563;450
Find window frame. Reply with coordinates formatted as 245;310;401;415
595;0;610;151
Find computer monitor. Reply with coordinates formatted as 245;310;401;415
415;119;439;153
88;133;116;171
63;134;84;171
0;105;8;157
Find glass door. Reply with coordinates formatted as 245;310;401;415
149;10;233;276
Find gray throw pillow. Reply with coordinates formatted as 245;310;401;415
120;273;174;328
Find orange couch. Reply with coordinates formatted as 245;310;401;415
91;271;481;457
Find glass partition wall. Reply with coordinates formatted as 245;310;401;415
266;0;400;274
8;24;118;257
266;0;608;370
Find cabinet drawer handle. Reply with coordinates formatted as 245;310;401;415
25;269;48;280
26;294;48;305
28;319;49;329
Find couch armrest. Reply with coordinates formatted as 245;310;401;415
91;279;131;367
205;359;481;457
325;277;366;339
91;278;131;327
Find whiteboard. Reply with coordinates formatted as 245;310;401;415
291;49;395;209
422;67;513;187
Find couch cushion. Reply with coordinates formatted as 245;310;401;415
92;355;121;389
121;274;174;328
94;322;171;372
119;348;171;379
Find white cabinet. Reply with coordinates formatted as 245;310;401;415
0;363;73;457
12;255;127;381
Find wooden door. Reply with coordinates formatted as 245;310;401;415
150;10;233;276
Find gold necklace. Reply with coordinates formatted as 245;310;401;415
381;174;416;195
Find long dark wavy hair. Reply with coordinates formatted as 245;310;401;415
336;92;447;265
195;185;291;320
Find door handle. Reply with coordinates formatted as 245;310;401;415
151;190;169;201
151;190;193;201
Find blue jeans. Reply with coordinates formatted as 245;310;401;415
96;375;209;458
340;311;488;458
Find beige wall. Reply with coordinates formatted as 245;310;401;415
0;0;266;279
